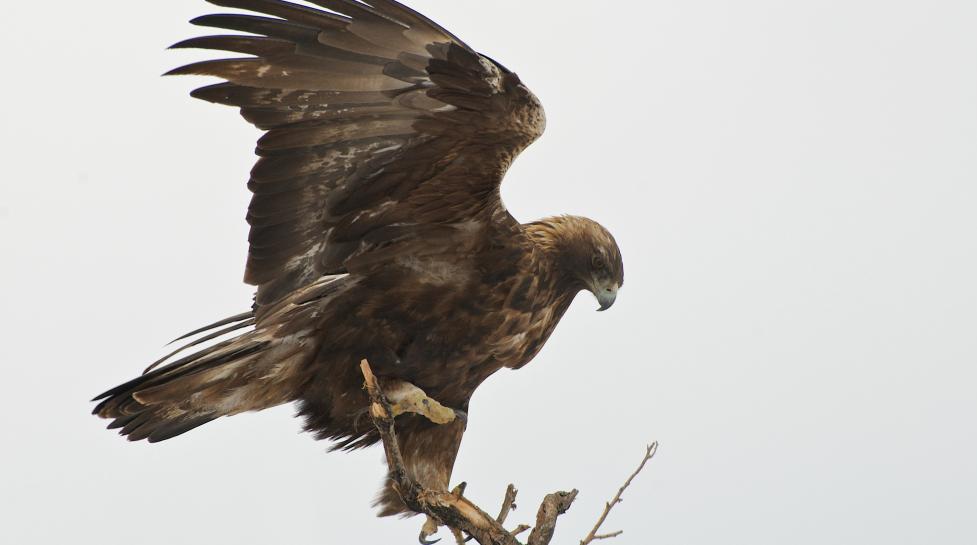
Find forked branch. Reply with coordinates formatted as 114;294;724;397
580;443;659;545
359;359;654;545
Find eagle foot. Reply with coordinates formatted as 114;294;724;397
418;515;441;545
386;380;457;425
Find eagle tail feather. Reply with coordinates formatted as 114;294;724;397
92;312;313;443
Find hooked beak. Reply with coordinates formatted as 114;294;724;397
595;283;619;311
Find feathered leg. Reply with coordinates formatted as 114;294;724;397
374;411;468;518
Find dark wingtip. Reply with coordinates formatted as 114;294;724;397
189;13;244;29
162;63;200;77
168;37;198;50
91;396;112;415
189;14;216;27
106;414;139;430
91;389;112;403
189;85;225;103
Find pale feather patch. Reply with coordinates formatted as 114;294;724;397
396;255;473;285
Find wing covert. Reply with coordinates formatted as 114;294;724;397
169;0;545;309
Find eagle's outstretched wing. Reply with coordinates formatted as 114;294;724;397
169;0;546;309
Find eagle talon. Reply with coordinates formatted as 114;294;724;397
419;516;440;545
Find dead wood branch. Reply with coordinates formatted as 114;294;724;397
497;484;518;524
361;359;537;545
579;443;659;545
359;359;654;545
528;490;579;545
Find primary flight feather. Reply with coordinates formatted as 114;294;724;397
93;0;624;518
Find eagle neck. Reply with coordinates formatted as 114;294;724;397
526;228;588;302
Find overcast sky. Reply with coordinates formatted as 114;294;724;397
2;1;975;544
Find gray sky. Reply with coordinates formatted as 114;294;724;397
2;1;975;543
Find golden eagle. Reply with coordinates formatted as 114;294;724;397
93;0;624;518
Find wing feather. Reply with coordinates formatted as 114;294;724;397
207;0;353;28
170;0;545;309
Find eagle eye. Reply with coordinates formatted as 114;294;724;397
591;255;605;270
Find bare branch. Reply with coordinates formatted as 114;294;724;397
528;489;579;545
360;360;580;545
591;531;624;541
497;485;518;524
360;360;656;545
580;442;659;545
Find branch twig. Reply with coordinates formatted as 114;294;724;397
360;359;656;545
580;442;659;545
360;360;579;545
497;484;518;524
528;490;579;545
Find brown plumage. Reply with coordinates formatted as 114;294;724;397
92;0;624;517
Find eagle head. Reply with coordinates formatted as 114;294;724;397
527;215;624;311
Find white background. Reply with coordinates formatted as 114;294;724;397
2;1;975;543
